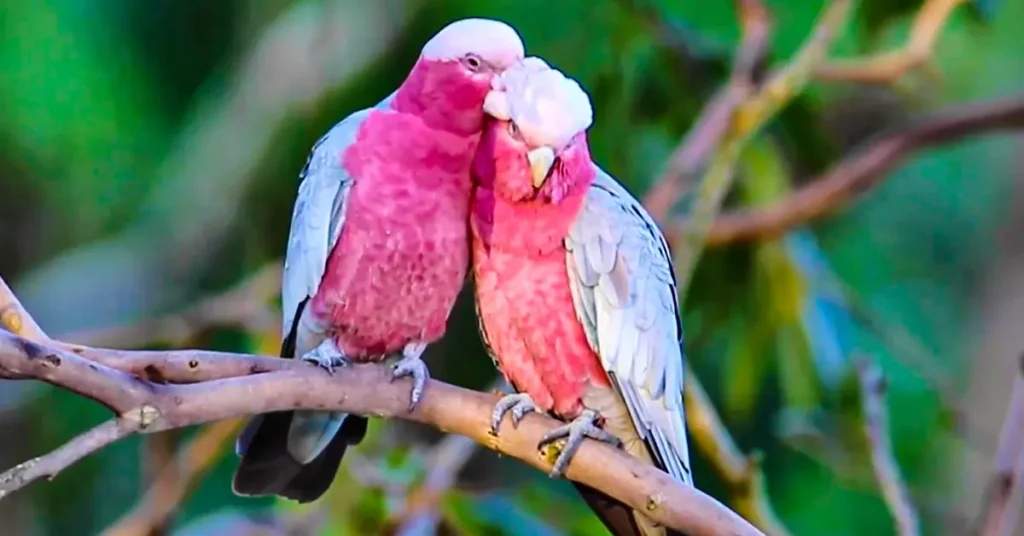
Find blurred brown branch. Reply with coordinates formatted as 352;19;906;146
61;263;282;348
685;367;793;536
0;282;762;536
389;380;512;536
816;0;967;84
703;95;1024;245
975;360;1024;536
641;0;773;224
671;0;853;299
104;419;244;536
637;2;855;534
855;358;920;536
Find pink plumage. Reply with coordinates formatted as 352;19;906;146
233;18;525;504
472;128;608;417
471;59;692;536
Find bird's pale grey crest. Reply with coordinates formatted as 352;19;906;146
484;57;593;150
420;18;525;69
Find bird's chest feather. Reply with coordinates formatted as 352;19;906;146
311;114;475;357
471;189;610;417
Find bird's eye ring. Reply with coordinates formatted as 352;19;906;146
462;53;483;72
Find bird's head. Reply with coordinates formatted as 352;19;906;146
473;57;595;204
397;18;525;135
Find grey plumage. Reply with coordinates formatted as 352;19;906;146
564;166;693;487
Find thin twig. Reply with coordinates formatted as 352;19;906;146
702;95;1024;245
685;366;793;536
0;418;137;500
975;359;1024;536
390;381;511;536
392;433;479;536
103;419;244;536
0;330;761;536
855;358;920;536
642;0;772;226
139;432;177;536
816;0;967;84
61;262;282;348
672;0;854;299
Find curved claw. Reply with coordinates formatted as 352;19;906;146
538;409;623;478
391;344;430;412
490;393;538;435
300;339;350;374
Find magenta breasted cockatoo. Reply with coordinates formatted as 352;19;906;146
470;58;693;536
232;18;525;503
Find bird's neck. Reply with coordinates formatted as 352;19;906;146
471;185;588;258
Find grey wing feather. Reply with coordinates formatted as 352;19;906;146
280;96;393;335
564;166;693;485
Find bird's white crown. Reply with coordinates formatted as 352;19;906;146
421;18;525;68
483;56;594;149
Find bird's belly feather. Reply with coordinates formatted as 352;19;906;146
311;195;469;360
473;246;609;418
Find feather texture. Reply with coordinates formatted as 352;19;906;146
564;168;692;485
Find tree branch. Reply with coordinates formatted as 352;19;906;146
641;0;772;233
685;365;793;536
103;419;244;536
855;358;920;536
672;0;853;299
815;0;967;85
61;262;282;348
0;330;762;536
701;95;1024;245
975;358;1024;536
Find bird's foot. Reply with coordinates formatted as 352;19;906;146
300;338;351;374
490;393;538;435
538;409;623;478
392;342;430;411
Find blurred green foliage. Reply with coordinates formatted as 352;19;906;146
1;0;1022;534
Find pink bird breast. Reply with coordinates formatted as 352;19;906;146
309;110;477;360
471;186;611;419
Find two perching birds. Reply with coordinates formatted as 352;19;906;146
232;18;692;536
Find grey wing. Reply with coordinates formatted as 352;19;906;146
280;105;381;335
564;166;693;485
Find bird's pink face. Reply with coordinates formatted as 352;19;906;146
401;19;525;136
474;120;591;204
419;56;516;131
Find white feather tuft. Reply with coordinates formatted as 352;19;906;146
421;18;524;68
486;56;593;149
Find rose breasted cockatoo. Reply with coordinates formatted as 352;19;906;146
470;58;693;536
232;18;525;503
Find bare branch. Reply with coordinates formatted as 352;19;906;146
672;0;854;299
816;0;967;85
975;360;1024;536
0;331;762;536
685;366;793;536
702;95;1024;245
103;419;244;536
61;263;282;348
855;358;920;536
0;277;47;341
642;0;773;229
0;418;137;500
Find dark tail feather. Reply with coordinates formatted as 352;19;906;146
232;411;367;503
231;298;369;503
574;482;689;536
573;482;644;536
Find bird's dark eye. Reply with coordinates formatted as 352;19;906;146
508;121;521;139
462;54;483;72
